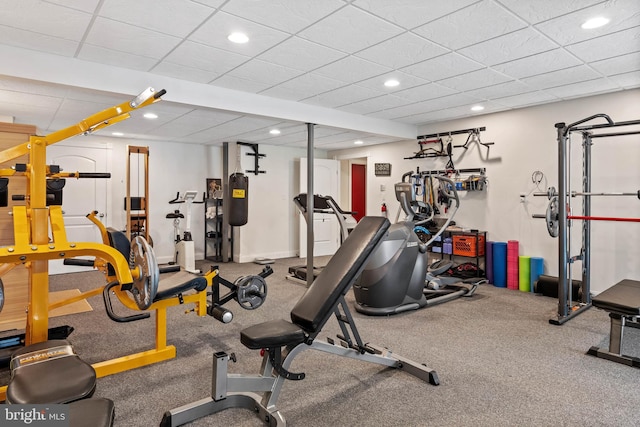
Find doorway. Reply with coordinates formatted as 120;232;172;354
351;163;366;222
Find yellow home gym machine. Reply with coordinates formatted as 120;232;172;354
0;88;270;401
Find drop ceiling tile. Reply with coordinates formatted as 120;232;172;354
401;52;484;81
438;68;513;91
337;94;407;114
392;83;457;103
355;32;448;69
0;77;70;99
552;78;620;99
370;93;479;119
163;41;250;73
210;74;274;93
49;99;116;129
356;71;430;92
298;5;403;54
0;0;91;40
608;70;640;89
313;56;392;84
85;17;181;59
78;44;159;71
492;90;559;108
189;11;290;56
257;37;347;72
495;0;604;24
0;103;58;131
148;110;239;138
590;52;640;76
0;89;63;109
64;86;136;105
352;0;480;30
566;27;640;62
0;25;78;56
465;80;534;99
221;0;345;33
224;59;304;86
522;65;602;90
152;62;219;83
534;0;640;45
458;27;558;66
260;73;346;101
192;0;225;8
46;0;101;13
99;0;214;38
303;85;383;108
492;49;583;79
413;0;527;50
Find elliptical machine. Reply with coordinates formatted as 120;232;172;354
353;173;483;315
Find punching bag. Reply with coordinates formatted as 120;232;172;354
228;172;248;226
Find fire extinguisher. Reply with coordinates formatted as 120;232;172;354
381;203;387;218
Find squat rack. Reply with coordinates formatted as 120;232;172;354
552;114;640;325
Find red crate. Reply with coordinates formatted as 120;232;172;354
452;234;485;257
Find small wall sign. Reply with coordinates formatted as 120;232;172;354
374;163;391;176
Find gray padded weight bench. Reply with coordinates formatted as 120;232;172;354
587;279;640;367
161;216;439;427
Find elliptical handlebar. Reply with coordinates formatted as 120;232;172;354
420;175;459;249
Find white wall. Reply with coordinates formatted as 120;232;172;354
329;89;640;293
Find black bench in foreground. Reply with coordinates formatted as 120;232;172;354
161;216;438;427
587;279;640;367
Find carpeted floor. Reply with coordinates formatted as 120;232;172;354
3;256;639;427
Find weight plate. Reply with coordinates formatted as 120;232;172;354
546;196;559;238
235;275;267;310
129;236;160;310
0;278;4;313
547;186;557;200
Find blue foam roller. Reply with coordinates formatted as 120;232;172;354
530;257;545;293
485;241;494;284
492;242;507;288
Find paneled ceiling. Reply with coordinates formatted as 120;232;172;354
0;0;638;149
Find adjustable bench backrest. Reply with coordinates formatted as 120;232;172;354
291;216;390;334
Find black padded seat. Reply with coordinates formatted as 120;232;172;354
6;339;96;404
154;271;208;301
592;279;640;316
241;319;306;349
68;398;115;427
239;217;390;350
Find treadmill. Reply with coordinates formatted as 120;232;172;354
287;193;356;284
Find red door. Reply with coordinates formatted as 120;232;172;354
351;164;366;222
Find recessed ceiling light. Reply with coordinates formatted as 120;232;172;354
581;17;609;29
384;79;400;88
143;112;158;119
228;32;249;43
112;132;124;136
269;129;281;135
354;140;364;145
471;105;485;112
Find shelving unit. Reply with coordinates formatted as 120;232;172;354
429;230;487;278
204;197;224;262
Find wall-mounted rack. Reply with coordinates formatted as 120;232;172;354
237;141;266;175
407;127;493;161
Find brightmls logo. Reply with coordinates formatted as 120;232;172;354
1;405;69;426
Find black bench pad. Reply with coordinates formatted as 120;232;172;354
6;340;96;404
241;319;306;349
592;279;640;316
69;398;115;427
154;271;207;301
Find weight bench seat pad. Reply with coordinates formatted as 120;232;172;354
241;319;306;349
592;279;640;316
69;398;115;427
291;216;390;333
154;271;208;301
6;339;96;404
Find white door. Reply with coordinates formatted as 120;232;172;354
299;158;339;258
47;144;109;274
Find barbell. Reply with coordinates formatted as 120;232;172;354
533;196;639;238
533;186;640;200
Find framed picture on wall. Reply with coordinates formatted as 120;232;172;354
207;178;223;199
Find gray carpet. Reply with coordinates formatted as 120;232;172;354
5;257;640;427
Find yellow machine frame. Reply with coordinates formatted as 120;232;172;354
0;88;216;401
